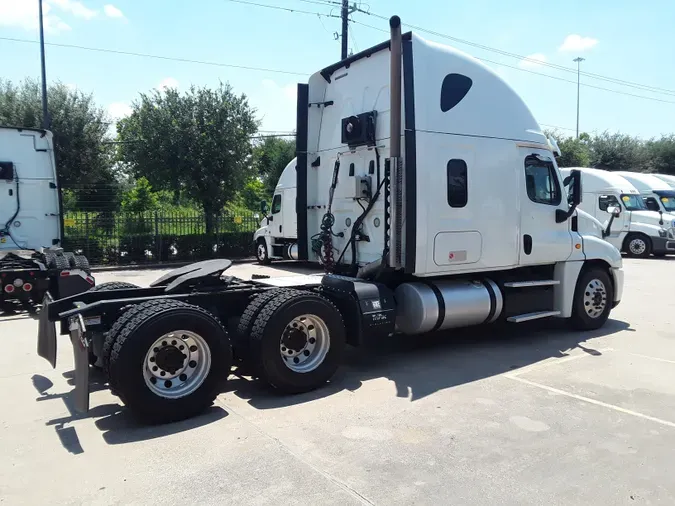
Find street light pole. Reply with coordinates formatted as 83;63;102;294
574;57;585;139
341;0;349;60
38;0;50;130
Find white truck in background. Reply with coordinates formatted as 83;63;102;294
0;126;93;306
615;171;675;217
561;167;675;257
37;18;625;424
253;157;298;264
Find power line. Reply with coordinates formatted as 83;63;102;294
356;10;675;97
222;0;339;17
351;20;675;105
0;36;310;76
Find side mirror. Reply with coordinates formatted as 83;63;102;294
570;169;582;206
607;206;621;217
260;200;269;215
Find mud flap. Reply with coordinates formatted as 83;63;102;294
69;314;90;413
37;293;57;368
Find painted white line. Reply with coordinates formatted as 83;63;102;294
504;374;675;429
620;351;675;365
507;348;613;378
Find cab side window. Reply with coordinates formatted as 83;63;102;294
524;156;561;206
644;197;660;212
271;194;282;214
598;195;620;212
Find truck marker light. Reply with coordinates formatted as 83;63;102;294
13;278;23;287
60;271;70;277
22;283;33;292
85;276;95;286
575;244;581;249
4;284;15;294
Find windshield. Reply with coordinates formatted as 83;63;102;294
660;196;675;212
621;194;646;211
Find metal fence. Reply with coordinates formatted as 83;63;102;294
62;210;261;266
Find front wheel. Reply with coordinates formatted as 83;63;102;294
250;289;345;394
108;299;232;424
256;239;271;265
624;233;652;258
570;267;614;330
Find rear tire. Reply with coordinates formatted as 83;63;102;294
63;252;76;268
623;233;652;258
45;252;69;271
256;239;271;265
74;255;91;273
250;289;345;394
108;299;232;424
84;281;140;371
235;289;283;361
570;267;614;330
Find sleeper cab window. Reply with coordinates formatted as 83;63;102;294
447;159;468;208
524;156;561;206
271;194;282;214
440;74;473;112
599;195;620;211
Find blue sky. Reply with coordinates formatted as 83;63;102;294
1;0;674;139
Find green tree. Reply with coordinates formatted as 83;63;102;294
121;177;160;213
117;83;259;233
0;78;119;210
555;135;591;168
252;136;296;197
644;135;675;175
589;131;647;172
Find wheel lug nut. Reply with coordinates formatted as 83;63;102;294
162;341;167;346
152;366;158;372
179;345;185;351
309;338;316;344
153;347;159;353
304;350;310;356
150;377;156;384
172;340;177;345
282;347;287;352
179;374;187;382
160;371;166;376
149;357;155;362
165;380;172;388
189;360;197;368
293;357;300;363
189;345;198;352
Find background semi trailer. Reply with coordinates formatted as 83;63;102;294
561;168;675;258
0;126;93;306
253;157;298;264
38;18;624;425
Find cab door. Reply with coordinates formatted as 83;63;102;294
281;187;297;238
518;150;573;265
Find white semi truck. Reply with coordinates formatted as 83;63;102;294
0;126;93;306
37;18;624;424
653;173;675;189
253;158;298;264
561;167;675;257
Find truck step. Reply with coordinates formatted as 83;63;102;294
507;310;561;323
503;280;560;288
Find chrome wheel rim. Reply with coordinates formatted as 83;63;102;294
629;238;646;255
280;314;330;373
257;243;267;261
143;330;211;398
583;279;607;319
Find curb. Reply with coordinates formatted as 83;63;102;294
91;257;256;273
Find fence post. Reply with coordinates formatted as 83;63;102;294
84;212;90;260
155;211;160;263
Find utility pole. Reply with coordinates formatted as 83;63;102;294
38;0;50;130
574;57;585;139
341;0;349;60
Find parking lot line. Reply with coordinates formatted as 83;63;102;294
506;348;613;378
619;351;675;365
504;374;675;429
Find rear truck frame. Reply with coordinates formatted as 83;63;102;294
1;250;93;307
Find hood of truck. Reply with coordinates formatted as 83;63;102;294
0;127;61;251
630;210;675;229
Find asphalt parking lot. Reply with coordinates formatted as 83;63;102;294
1;259;674;505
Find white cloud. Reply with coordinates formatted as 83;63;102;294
559;34;598;52
156;77;180;91
518;53;547;69
48;0;97;20
103;4;125;19
108;102;132;120
0;0;71;34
